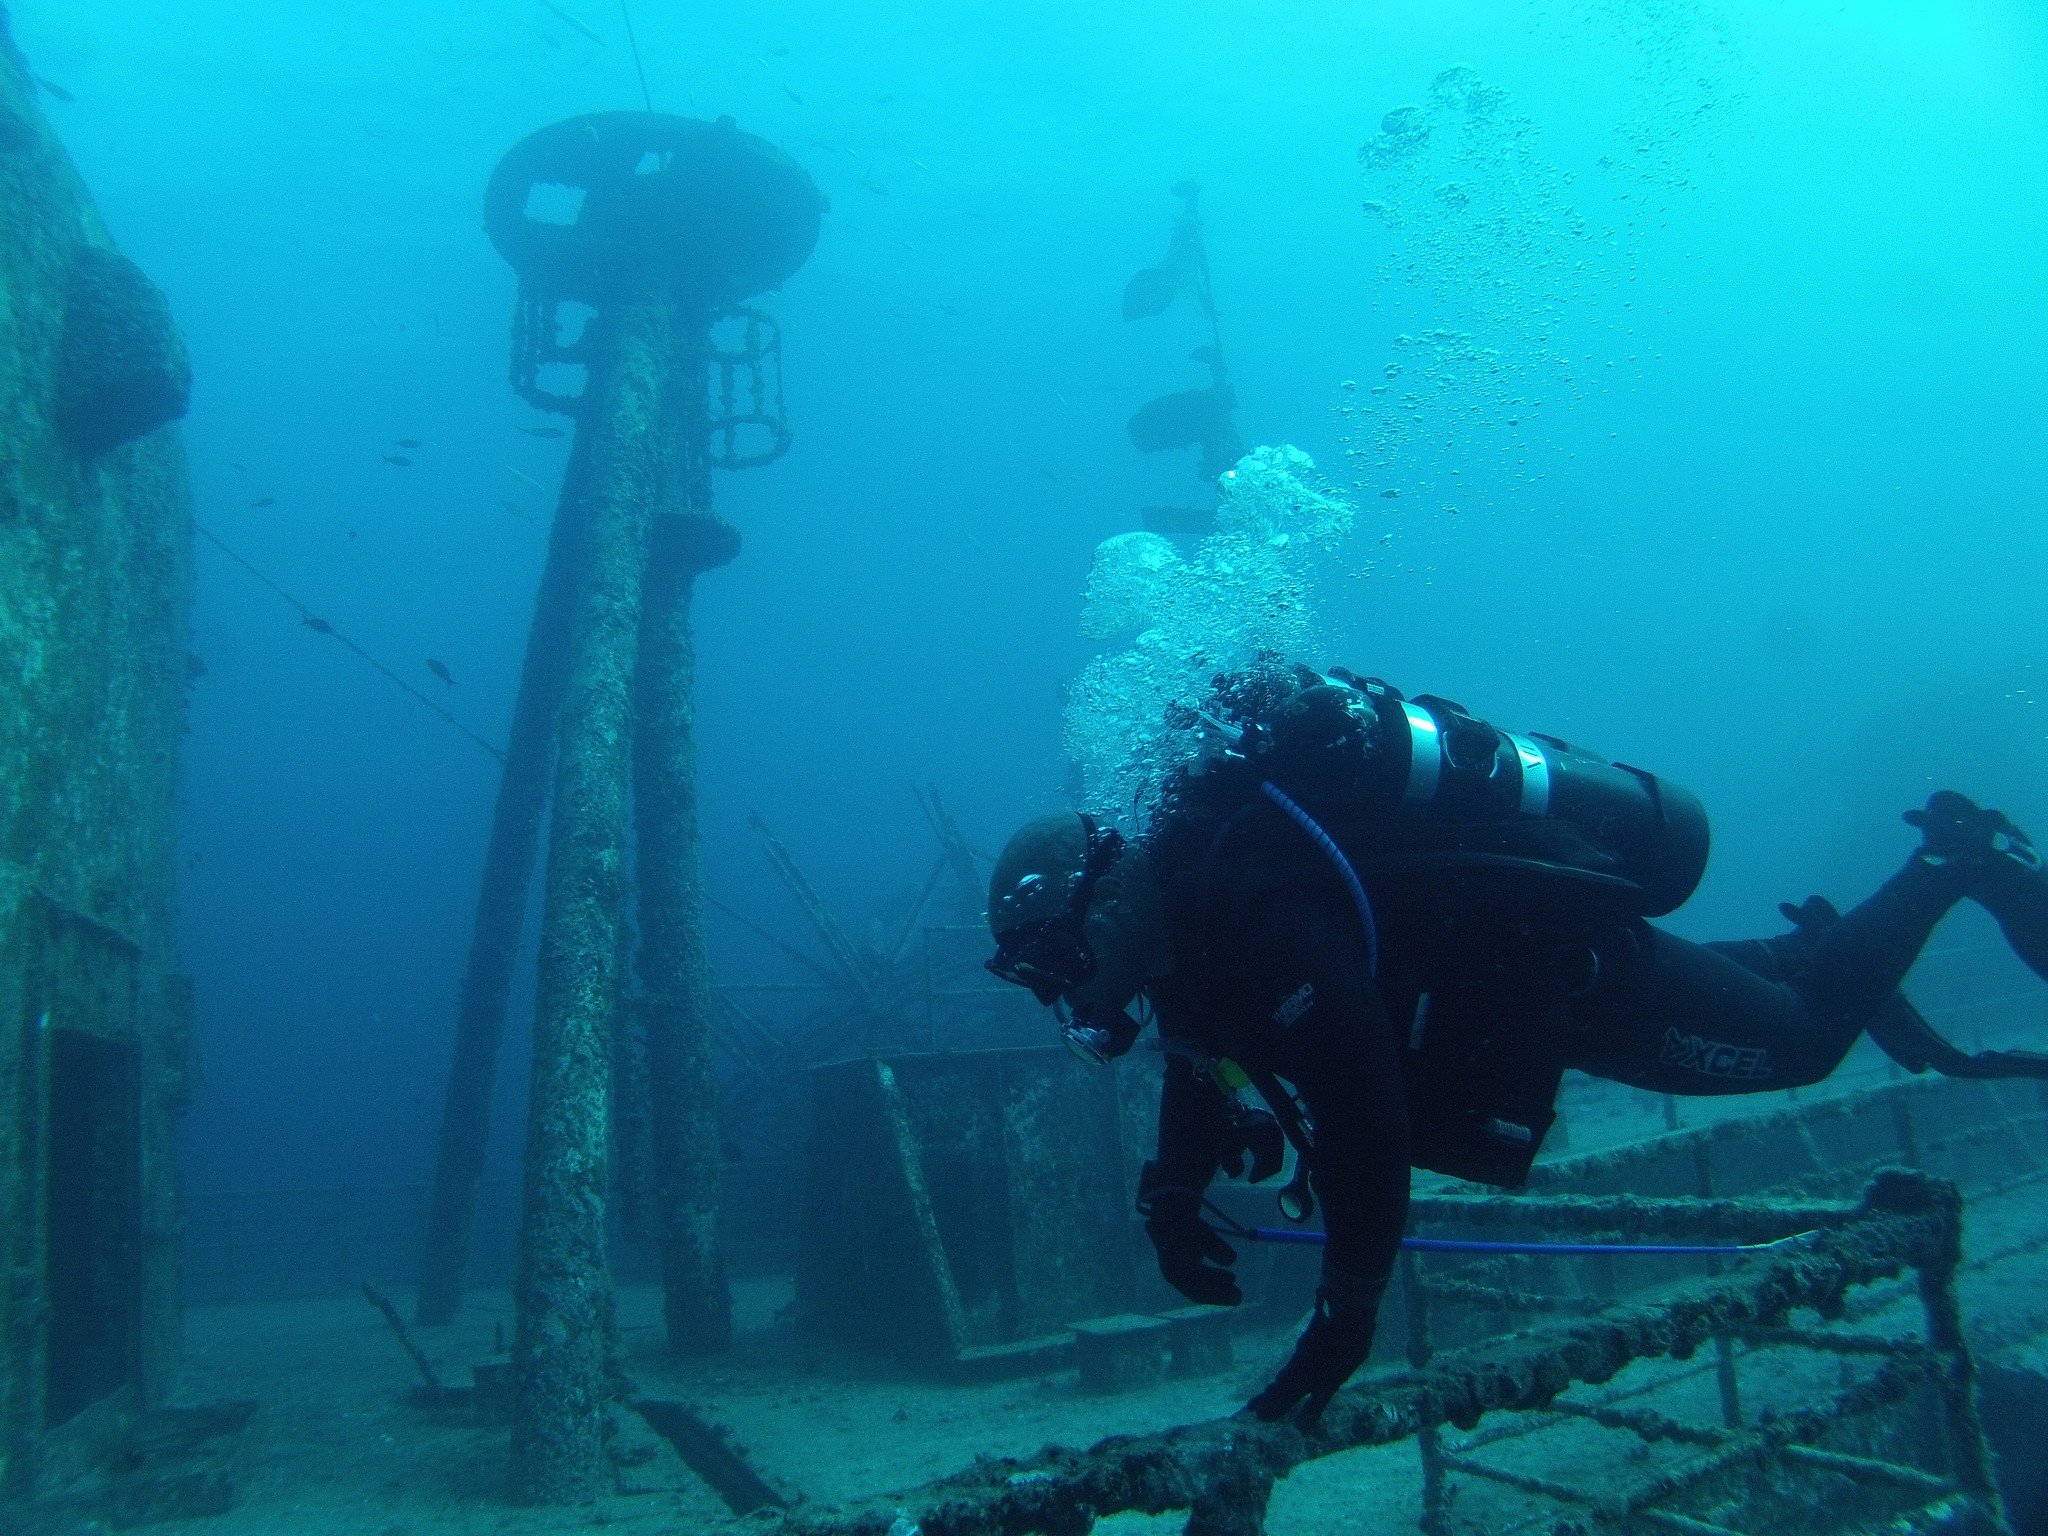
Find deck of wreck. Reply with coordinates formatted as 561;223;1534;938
55;1042;2044;1536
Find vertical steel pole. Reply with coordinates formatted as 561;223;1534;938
417;489;584;1326
510;296;668;1503
634;354;741;1352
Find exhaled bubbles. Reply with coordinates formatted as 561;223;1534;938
1347;68;1591;513
1065;448;1356;822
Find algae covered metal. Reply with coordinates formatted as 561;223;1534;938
0;9;194;1502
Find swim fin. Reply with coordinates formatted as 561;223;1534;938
1904;790;2048;985
1777;893;2048;1082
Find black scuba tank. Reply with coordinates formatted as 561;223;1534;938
1232;669;1710;918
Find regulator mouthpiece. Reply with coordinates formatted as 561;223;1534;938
1059;1002;1143;1065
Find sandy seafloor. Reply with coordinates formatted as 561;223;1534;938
135;1059;2048;1536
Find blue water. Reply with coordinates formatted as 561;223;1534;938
12;1;2046;1269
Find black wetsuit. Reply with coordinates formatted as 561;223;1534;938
1141;802;1965;1388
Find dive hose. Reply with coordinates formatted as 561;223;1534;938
1260;781;1378;977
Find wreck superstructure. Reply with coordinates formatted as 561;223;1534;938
0;9;194;1502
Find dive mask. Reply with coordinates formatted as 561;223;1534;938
986;816;1124;1003
987;816;1142;1063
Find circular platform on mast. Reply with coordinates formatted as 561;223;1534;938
485;113;825;307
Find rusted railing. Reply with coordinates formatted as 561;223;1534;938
780;1170;2006;1536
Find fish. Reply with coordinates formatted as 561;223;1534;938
502;500;536;524
186;653;208;680
393;437;422;449
539;0;602;45
303;615;334;635
426;658;455;686
346;528;358;540
516;425;566;438
783;84;804;105
249;496;275;508
858;174;888;196
36;76;75;102
384;454;412;467
508;467;547;493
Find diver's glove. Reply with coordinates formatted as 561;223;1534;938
1137;1162;1242;1307
1219;1104;1286;1184
1246;1265;1383;1425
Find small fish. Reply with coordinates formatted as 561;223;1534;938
384;454;412;467
249;496;275;509
186;653;208;680
186;851;203;870
508;466;547;493
539;0;602;45
346;528;358;540
1380;488;1400;499
426;658;455;686
393;437;422;449
516;425;566;439
35;76;75;103
502;500;536;524
783;84;804;105
767;44;790;56
858;174;888;196
363;125;389;140
303;615;334;635
229;461;247;472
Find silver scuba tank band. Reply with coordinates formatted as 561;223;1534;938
1505;732;1551;816
1399;701;1441;804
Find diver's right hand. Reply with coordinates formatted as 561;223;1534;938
1141;1186;1242;1307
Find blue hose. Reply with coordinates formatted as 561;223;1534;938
1260;781;1379;978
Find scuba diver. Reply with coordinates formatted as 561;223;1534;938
985;663;2048;1425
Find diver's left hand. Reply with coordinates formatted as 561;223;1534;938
1245;1268;1379;1425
